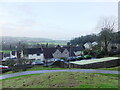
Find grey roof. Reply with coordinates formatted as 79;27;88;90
23;48;43;54
43;47;58;59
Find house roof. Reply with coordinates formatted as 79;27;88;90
23;48;43;54
4;53;10;57
71;46;84;52
43;47;56;59
63;46;84;56
11;51;15;55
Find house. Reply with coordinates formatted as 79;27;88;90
92;41;98;46
84;42;92;50
84;42;98;50
1;52;10;61
10;51;21;59
71;47;84;56
21;46;84;62
22;48;44;62
107;43;120;54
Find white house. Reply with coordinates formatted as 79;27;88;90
10;51;17;59
84;42;92;50
22;46;84;61
84;41;98;50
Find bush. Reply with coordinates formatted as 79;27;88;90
4;59;15;67
95;50;105;58
83;50;89;55
60;57;66;60
84;55;92;59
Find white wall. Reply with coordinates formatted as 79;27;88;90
84;43;92;50
74;51;83;56
27;53;44;61
10;51;17;58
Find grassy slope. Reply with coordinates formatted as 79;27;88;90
1;72;118;88
97;66;120;71
1;66;69;75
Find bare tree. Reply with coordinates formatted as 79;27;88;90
97;16;117;32
98;17;117;55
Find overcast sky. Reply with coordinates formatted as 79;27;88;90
0;1;118;40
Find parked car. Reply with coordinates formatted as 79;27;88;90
32;61;44;65
67;56;76;61
0;65;9;69
54;58;64;61
76;56;84;60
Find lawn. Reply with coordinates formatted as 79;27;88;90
0;50;15;54
1;66;70;75
27;66;68;71
97;66;120;71
1;72;119;88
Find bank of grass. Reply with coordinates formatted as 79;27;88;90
27;66;68;71
1;72;118;88
97;66;120;71
1;66;70;75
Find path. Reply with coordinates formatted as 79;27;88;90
0;69;119;80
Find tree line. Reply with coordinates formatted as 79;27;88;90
70;16;119;55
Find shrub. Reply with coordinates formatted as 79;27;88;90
83;49;89;55
4;59;15;67
95;50;105;58
60;57;66;60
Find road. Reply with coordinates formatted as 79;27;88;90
0;69;119;80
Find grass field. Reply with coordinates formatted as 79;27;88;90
97;66;120;71
1;72;119;88
0;50;14;54
1;66;70;75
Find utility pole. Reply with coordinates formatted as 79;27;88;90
69;44;72;69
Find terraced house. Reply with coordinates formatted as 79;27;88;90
20;45;84;62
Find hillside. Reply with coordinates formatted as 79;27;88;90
0;36;69;50
1;72;118;88
1;36;69;44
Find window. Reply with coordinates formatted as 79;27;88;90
111;46;117;50
37;54;40;56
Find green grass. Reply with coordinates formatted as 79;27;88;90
1;72;119;88
94;73;119;77
0;50;15;54
97;66;120;71
27;66;67;71
1;66;70;75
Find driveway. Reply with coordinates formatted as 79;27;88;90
0;69;119;80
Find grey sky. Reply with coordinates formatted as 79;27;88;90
0;2;118;40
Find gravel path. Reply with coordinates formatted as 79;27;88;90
0;69;119;80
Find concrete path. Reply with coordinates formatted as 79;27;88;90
0;69;119;80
